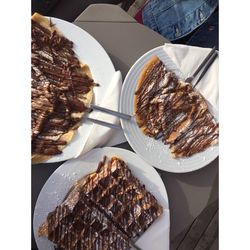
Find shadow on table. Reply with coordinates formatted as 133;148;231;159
166;157;218;187
158;157;218;189
161;173;193;242
158;157;218;244
107;52;131;78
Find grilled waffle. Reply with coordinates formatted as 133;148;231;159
82;156;163;239
134;56;219;158
38;156;163;249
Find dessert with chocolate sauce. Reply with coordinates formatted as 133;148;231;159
31;13;97;163
134;56;219;158
38;156;163;249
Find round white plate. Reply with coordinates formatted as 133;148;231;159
39;17;115;163
120;45;219;173
33;147;170;250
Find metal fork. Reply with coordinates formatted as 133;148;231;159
83;104;132;130
84;117;122;130
193;51;218;88
185;46;217;85
89;104;132;120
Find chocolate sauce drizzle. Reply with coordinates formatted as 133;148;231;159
41;157;163;249
135;58;219;158
32;19;97;156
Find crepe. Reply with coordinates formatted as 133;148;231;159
31;13;96;164
134;56;219;158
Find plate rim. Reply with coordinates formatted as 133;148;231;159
47;16;115;73
35;16;116;163
119;45;219;173
33;146;170;249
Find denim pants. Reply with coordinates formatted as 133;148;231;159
142;0;218;41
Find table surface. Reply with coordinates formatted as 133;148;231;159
32;4;218;249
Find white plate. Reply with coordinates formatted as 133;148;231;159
40;17;115;163
33;147;170;250
119;45;219;173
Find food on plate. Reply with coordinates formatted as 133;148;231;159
31;13;97;164
38;156;163;249
134;55;219;158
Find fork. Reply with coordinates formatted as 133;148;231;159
88;104;132;120
185;46;217;85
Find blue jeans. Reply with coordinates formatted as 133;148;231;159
142;0;218;41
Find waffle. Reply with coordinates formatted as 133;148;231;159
82;156;163;239
134;55;219;158
38;156;163;249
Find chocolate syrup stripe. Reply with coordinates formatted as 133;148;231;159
171;131;218;157
169;115;218;156
175;120;218;150
162;110;190;139
170;111;215;145
32;56;93;91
